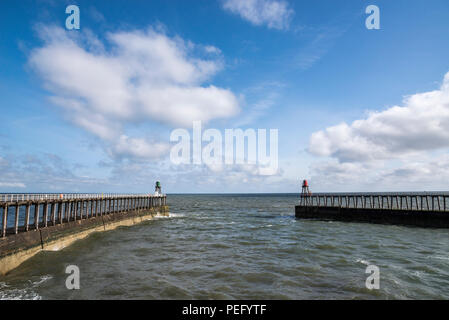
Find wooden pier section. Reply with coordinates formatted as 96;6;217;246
0;193;168;275
295;193;449;228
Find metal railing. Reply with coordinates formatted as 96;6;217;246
299;193;449;212
0;193;164;203
0;194;167;237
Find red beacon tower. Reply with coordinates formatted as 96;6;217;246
300;179;312;206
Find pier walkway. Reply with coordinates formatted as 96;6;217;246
0;193;167;238
0;193;169;275
296;192;449;228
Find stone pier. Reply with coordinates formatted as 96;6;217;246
0;194;169;275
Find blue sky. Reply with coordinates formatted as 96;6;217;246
1;0;449;193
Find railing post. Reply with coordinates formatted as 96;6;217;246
2;204;8;237
25;204;31;231
2;205;8;237
14;205;20;234
43;202;49;227
34;203;40;230
66;201;70;222
58;202;63;223
51;202;56;225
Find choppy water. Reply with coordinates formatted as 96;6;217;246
1;194;448;300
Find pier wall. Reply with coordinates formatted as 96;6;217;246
295;206;449;228
0;195;168;275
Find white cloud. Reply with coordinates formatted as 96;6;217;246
308;71;449;190
107;135;171;160
222;0;293;30
309;72;449;162
0;153;105;192
29;26;240;160
0;182;26;188
310;153;449;192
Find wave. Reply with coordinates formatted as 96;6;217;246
356;259;370;266
0;275;51;300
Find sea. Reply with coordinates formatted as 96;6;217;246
0;194;448;300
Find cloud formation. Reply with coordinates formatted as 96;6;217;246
310;72;449;162
308;71;449;190
222;0;293;30
0;153;107;192
29;26;240;160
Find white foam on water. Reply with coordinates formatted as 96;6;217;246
356;258;370;266
0;275;52;300
30;275;53;287
0;288;42;300
151;212;185;220
434;255;449;261
167;213;185;218
0;282;10;289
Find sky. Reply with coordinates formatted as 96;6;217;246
1;0;449;193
